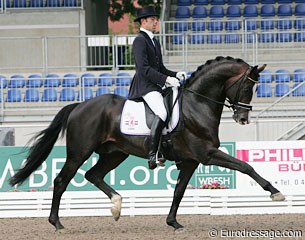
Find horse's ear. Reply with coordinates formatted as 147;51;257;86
257;64;267;72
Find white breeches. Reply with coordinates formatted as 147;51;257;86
143;91;167;122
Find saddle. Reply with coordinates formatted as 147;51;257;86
120;87;180;136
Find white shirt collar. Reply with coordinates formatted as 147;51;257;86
140;27;154;40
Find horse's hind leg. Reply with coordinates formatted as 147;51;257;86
49;157;85;230
207;149;285;201
85;151;128;221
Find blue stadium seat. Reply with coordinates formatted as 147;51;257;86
278;18;293;30
294;19;305;29
275;69;291;82
245;19;258;31
259;70;273;83
175;6;191;18
191;34;205;44
277;31;292;42
177;0;192;6
259;32;274;43
293;68;305;82
296;0;305;2
193;0;208;5
114;87;129;98
41;88;57;101
45;0;61;7
62;73;79;87
245;33;256;43
116;72;131;86
98;73;113;86
63;0;76;7
6;89;22;102
81;73;96;86
174;21;189;31
226;20;241;31
207;34;222;44
44;73;61;87
292;83;305;96
26;74;43;88
226;5;241;17
210;0;225;4
59;88;75;101
24;88;40;102
257;83;272;97
77;88;93;101
208;20;223;31
4;0;10;7
30;0;44;7
227;0;242;4
260;5;275;17
294;31;305;41
244;0;258;4
261;0;275;3
192;21;206;31
275;83;290;96
96;87;111;96
278;0;292;3
192;6;207;18
295;4;305;16
277;4;292;16
209;6;224;18
13;0;27;7
8;75;25;88
243;5;258;17
260;19;275;30
0;91;3;102
172;34;185;44
0;75;7;88
224;34;240;43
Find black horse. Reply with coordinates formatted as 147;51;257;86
9;56;285;231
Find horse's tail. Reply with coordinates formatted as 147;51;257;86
9;103;80;186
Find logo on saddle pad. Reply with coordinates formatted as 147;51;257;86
120;88;179;135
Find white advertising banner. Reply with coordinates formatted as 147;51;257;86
235;140;305;195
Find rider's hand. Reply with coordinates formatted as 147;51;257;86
165;76;180;88
176;71;187;81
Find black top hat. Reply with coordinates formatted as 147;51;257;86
134;6;159;22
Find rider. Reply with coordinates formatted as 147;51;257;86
128;6;187;169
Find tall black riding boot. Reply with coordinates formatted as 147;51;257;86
148;116;165;170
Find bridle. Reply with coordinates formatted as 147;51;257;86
180;66;258;112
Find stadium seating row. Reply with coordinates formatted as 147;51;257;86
1;0;78;8
175;4;305;19
177;0;305;6
0;72;132;88
259;68;305;82
172;31;305;44
257;82;305;97
0;86;129;102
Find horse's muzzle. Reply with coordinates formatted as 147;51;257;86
233;110;251;125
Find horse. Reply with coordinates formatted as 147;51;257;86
9;56;285;231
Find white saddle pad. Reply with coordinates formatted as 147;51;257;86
120;88;180;135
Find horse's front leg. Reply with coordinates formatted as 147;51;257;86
207;149;285;201
167;160;198;230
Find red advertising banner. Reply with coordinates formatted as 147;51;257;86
235;141;305;195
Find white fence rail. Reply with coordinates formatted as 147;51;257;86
1;190;305;218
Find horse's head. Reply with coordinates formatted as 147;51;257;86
225;63;267;125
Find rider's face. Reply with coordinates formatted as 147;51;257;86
141;16;159;33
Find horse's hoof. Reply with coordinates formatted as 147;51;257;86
111;194;122;221
111;207;121;221
49;218;65;231
167;220;184;230
271;192;285;201
148;160;157;170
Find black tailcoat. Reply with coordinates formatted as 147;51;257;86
128;31;177;100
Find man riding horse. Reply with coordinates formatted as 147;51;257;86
128;6;187;170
